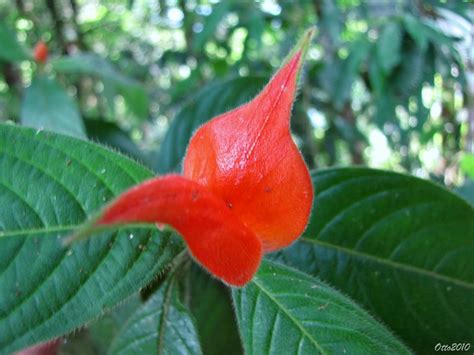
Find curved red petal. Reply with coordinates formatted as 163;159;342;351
183;51;313;252
97;175;262;287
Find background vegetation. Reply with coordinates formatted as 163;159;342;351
0;0;473;354
1;0;473;194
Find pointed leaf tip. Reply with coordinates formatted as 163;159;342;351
183;36;314;252
96;175;262;287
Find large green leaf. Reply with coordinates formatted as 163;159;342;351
108;275;202;355
273;168;474;353
20;76;86;139
154;76;267;173
233;260;411;354
51;54;149;120
0;124;182;353
0;23;31;63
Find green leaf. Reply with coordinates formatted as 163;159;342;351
376;22;402;74
85;119;149;166
87;293;142;353
0;124;183;353
154;76;267;173
59;294;142;354
20;76;86;139
403;15;428;51
186;265;242;355
108;275;202;355
273;167;474;353
368;43;386;95
192;2;230;51
460;154;474;180
334;37;370;109
0;23;31;63
373;93;395;128
392;41;425;97
51;54;149;120
233;260;411;354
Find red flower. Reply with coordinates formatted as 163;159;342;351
92;29;314;286
33;41;48;64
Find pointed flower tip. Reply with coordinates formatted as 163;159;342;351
300;27;316;52
281;27;315;80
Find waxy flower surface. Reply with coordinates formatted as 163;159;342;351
93;30;314;286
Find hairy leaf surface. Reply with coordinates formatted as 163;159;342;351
274;168;474;352
233;260;410;354
0;124;182;353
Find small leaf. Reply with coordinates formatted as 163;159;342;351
87;294;142;353
0;124;182;352
368;43;386;95
108;277;202;355
392;41;426;97
232;260;411;354
192;2;230;51
334;37;371;109
85;119;148;165
376;22;402;74
403;15;428;50
51;54;148;120
0;23;31;63
20;76;86;138
274;167;474;353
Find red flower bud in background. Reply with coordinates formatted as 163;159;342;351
77;28;315;287
33;41;48;64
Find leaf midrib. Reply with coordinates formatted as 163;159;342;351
251;278;328;355
0;223;159;238
300;237;474;290
157;280;175;355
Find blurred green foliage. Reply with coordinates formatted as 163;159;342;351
0;0;472;192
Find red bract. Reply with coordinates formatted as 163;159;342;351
94;30;314;286
183;51;312;252
99;175;262;286
33;41;48;64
